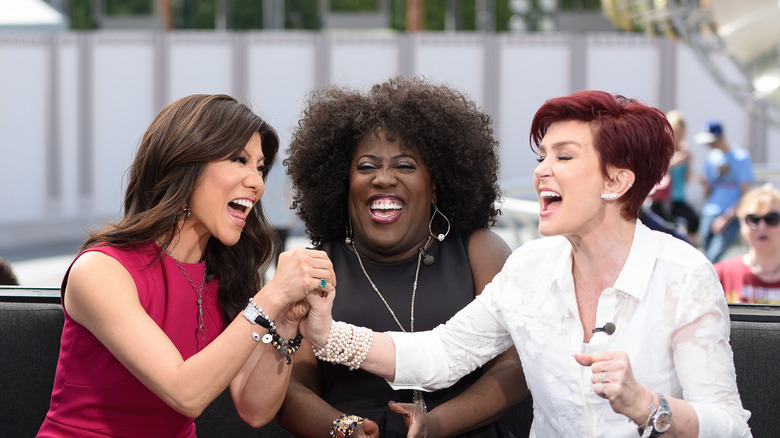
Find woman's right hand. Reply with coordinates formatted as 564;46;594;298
299;280;335;350
348;418;380;438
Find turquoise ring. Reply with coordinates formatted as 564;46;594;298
319;278;327;288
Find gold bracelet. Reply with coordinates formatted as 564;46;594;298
329;414;363;438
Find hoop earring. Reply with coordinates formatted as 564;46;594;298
429;205;451;242
600;193;619;200
345;215;353;245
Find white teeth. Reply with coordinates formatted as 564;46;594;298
539;191;561;199
232;199;254;208
370;201;403;210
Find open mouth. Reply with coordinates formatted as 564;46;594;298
539;190;562;212
368;196;404;223
227;198;254;224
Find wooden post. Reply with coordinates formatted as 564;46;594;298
407;0;424;32
158;0;171;29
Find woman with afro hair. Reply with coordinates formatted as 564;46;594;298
275;76;528;437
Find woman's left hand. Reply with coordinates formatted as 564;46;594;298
573;351;651;425
388;401;441;438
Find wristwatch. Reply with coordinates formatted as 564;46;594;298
649;394;672;437
241;304;272;329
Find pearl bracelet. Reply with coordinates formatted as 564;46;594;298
313;320;373;371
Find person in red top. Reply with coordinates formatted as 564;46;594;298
715;183;780;304
38;94;335;437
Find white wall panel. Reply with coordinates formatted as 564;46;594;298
91;34;156;219
497;35;571;193
0;38;49;222
329;33;399;89
169;33;234;100
56;35;81;218
586;35;659;108
247;34;317;228
415;34;485;104
769;129;780;164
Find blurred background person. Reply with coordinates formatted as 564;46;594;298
0;257;19;285
715;183;780;304
695;119;755;262
276;76;527;438
648;109;700;243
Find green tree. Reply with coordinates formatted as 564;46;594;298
67;0;603;31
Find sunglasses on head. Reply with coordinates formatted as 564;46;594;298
744;212;780;229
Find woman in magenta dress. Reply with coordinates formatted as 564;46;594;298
38;94;335;437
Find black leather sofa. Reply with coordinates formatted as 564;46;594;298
1;287;775;437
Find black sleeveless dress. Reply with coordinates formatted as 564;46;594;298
319;235;514;438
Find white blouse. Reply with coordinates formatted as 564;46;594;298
389;222;752;437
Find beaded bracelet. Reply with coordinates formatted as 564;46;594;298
266;326;304;365
312;320;373;370
329;414;363;438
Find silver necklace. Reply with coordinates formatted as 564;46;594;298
171;257;207;350
352;238;431;412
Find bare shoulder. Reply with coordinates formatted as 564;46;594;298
65;250;139;325
467;229;512;295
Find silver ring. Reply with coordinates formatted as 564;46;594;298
600;383;606;396
319;278;327;288
600;371;606;384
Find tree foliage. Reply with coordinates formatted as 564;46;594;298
67;0;601;31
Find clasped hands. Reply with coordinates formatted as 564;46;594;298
263;248;336;338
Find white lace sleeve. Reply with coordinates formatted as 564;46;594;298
389;287;514;391
671;262;752;437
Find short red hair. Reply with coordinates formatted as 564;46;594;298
529;90;674;220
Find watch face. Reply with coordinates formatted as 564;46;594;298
654;412;672;433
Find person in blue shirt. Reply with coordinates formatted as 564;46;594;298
695;119;755;262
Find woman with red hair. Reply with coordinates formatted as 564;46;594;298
302;91;751;437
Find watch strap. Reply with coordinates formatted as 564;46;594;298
648;393;672;437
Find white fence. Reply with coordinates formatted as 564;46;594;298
2;30;780;251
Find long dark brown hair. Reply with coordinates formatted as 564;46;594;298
83;94;280;323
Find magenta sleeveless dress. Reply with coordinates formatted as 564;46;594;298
37;241;221;437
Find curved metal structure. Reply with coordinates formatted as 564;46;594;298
601;0;780;128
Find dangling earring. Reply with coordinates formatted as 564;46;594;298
177;204;191;221
429;205;451;242
600;193;619;200
345;215;353;245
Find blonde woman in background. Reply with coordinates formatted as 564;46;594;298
715;183;780;304
649;110;700;243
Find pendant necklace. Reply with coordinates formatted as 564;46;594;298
171;256;208;350
353;236;432;412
